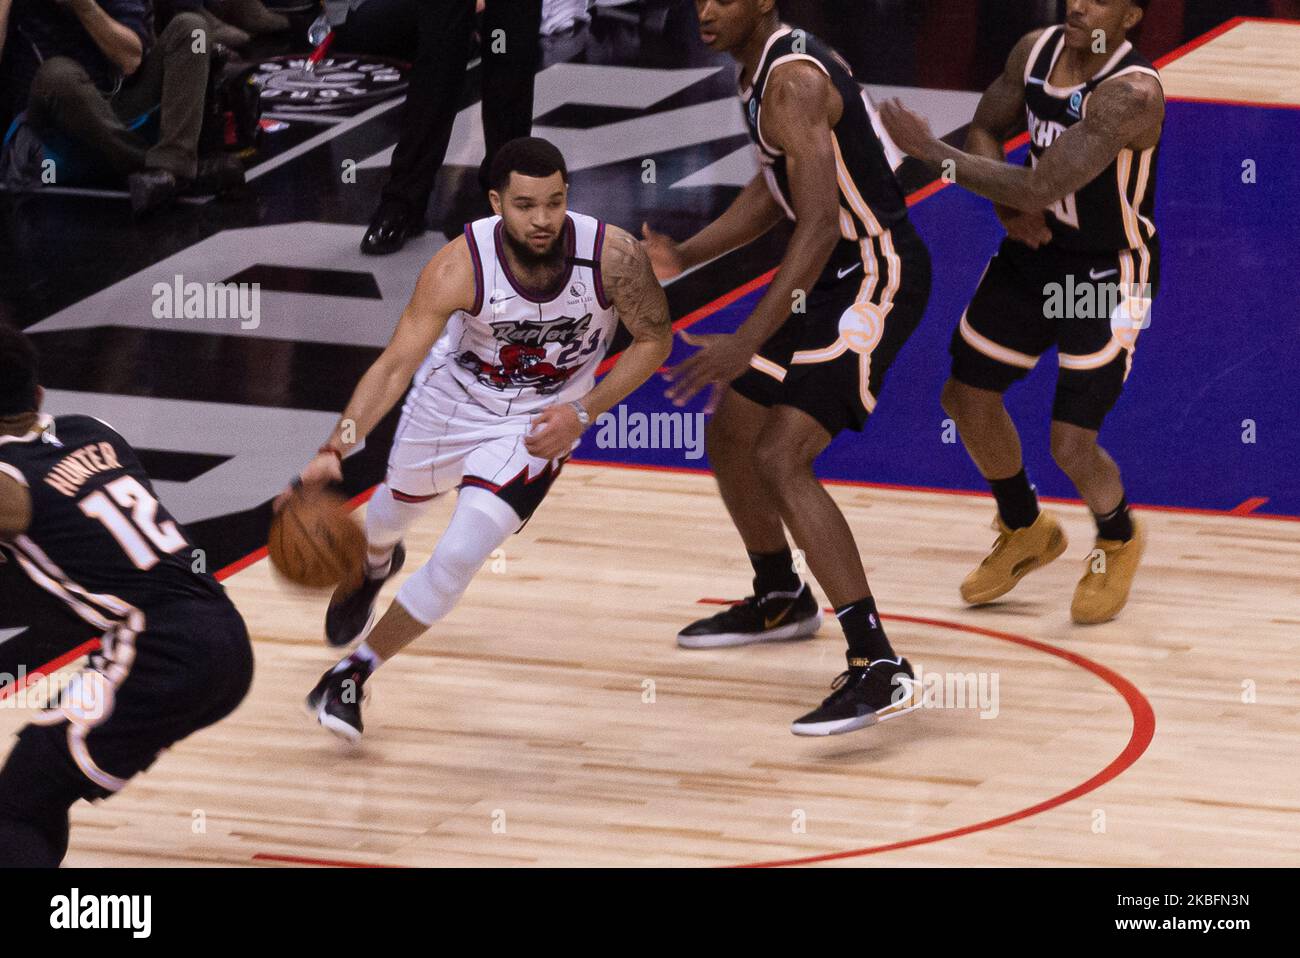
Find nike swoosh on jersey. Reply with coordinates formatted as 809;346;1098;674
1089;268;1119;280
837;262;862;279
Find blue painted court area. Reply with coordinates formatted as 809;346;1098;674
578;100;1300;519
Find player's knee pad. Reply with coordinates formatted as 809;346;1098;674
394;486;520;626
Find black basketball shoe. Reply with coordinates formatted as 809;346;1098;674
305;664;369;744
677;584;822;649
325;542;406;647
790;657;919;736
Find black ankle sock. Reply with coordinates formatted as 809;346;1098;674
749;548;801;597
1094;497;1134;542
989;468;1040;530
835;596;895;666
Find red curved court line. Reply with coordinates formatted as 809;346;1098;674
249;611;1152;869
734;613;1157;868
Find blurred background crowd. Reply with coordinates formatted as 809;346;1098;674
1;0;1293;224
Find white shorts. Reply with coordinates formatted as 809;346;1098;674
385;364;569;521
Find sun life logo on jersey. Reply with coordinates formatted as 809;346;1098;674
1068;90;1084;118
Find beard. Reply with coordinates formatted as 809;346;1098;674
502;220;565;270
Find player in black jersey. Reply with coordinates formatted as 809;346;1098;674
643;0;932;735
881;0;1161;624
0;327;253;866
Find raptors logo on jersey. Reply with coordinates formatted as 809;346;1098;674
455;312;596;394
458;342;579;392
424;211;619;418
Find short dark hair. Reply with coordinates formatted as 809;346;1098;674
0;325;38;416
487;137;568;194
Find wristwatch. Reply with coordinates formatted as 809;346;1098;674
569;400;590;427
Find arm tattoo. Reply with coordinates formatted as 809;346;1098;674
1032;75;1163;203
602;229;672;342
934;73;1162;210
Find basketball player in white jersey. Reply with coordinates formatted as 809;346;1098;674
288;137;672;742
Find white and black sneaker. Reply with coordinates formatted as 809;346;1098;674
325;542;406;648
790;657;919;736
677;584;823;649
305;664;369;745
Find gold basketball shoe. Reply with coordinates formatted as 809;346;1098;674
960;511;1068;605
1071;517;1146;624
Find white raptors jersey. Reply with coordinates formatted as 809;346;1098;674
424;211;619;418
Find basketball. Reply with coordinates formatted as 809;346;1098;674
268;488;366;589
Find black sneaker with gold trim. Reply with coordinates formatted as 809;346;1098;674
790;657;919;736
676;584;822;649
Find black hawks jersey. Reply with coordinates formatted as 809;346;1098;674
0;415;222;634
740;26;908;242
1024;26;1163;253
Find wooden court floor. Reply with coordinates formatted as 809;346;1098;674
5;463;1294;867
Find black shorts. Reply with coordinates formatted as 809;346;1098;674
732;220;932;437
8;594;253;802
951;236;1160;431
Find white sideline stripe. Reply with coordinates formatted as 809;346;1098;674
261;112;347;126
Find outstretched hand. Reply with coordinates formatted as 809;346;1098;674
663;330;754;411
640;222;687;282
879;97;940;164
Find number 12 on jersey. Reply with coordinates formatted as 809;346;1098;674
80;476;189;570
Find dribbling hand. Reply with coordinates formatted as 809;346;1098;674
274;451;342;513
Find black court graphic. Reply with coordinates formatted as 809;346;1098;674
252;56;410;115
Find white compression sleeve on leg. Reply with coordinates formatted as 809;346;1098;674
365;483;433;568
394;486;522;626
